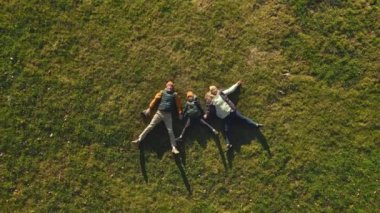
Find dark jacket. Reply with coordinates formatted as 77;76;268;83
183;97;204;119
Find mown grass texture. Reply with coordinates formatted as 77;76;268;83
0;0;379;211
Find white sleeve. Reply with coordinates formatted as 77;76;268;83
222;83;239;95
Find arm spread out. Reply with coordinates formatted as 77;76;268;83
222;82;239;95
195;99;205;115
148;92;163;110
204;99;212;117
175;94;183;115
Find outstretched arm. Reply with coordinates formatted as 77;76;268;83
195;99;205;115
222;80;242;95
203;98;212;119
148;92;163;110
183;103;189;118
175;94;183;116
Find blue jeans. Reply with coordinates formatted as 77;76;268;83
223;110;258;145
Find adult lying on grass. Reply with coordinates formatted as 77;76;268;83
132;81;183;154
204;80;263;150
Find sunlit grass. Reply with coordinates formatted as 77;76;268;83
0;0;379;211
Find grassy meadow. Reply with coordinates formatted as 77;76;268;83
0;0;379;211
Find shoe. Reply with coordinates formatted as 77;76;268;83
132;139;140;145
212;129;219;135
141;109;151;119
257;123;264;128
172;147;180;154
226;144;233;150
175;136;183;142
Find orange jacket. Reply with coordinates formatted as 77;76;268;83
149;90;183;115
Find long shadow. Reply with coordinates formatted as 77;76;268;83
231;122;271;155
139;143;192;194
138;116;193;193
132;87;242;170
177;141;187;167
226;148;235;169
136;122;172;184
220;87;271;167
174;155;192;195
139;149;148;183
225;121;272;168
213;135;228;171
177;119;212;149
176;117;229;170
135;87;270;177
140;122;174;159
132;87;272;193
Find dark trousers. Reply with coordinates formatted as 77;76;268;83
223;110;258;145
179;117;216;138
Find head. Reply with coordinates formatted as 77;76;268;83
205;92;214;103
166;81;174;92
209;85;218;95
186;91;194;101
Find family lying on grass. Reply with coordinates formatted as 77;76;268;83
132;80;263;154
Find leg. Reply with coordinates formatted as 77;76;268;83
200;118;218;135
161;112;178;150
222;116;233;147
234;110;260;127
138;111;164;141
178;118;191;140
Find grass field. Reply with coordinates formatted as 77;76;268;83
1;0;379;211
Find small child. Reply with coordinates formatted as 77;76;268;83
176;91;218;141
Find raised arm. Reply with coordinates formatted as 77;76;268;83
222;81;241;95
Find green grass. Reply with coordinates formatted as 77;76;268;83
1;0;379;211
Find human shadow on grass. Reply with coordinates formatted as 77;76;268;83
174;154;192;195
138;122;192;194
139;148;148;183
136;86;243;172
225;121;272;168
175;117;228;172
212;87;271;168
138;122;176;159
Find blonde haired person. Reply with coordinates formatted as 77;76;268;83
204;80;263;150
132;81;183;154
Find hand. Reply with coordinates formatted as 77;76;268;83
179;114;183;120
203;114;208;120
145;108;151;116
237;80;242;86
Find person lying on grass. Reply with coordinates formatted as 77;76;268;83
132;81;182;154
204;80;263;151
176;91;218;142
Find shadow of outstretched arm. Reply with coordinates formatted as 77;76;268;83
174;155;192;195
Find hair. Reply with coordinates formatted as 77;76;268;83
186;91;194;98
166;81;174;87
209;85;218;91
205;91;215;102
